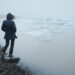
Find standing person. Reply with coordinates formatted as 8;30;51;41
1;13;17;57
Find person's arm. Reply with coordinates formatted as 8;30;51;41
1;21;6;32
12;22;17;33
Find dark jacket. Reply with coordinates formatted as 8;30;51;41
1;20;17;40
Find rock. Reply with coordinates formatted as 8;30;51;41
0;61;33;75
4;57;20;63
0;46;33;75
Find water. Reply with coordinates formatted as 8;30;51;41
0;18;75;75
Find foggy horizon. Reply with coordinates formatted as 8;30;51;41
0;0;75;19
0;0;75;75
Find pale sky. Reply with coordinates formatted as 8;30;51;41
0;0;75;19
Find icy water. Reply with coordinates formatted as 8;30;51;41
0;18;75;75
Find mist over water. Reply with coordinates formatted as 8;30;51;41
0;0;75;75
0;18;75;75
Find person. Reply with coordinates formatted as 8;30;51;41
1;13;17;57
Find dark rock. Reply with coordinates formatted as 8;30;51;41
4;57;20;63
0;46;33;75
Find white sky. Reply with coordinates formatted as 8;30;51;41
0;0;75;19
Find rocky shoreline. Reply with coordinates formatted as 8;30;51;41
0;46;33;75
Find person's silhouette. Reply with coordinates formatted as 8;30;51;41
1;13;17;57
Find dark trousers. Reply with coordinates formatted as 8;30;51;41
2;39;15;55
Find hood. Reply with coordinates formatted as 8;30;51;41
7;13;14;20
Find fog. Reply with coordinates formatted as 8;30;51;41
0;0;75;75
0;0;75;19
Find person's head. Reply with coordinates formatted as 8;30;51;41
7;13;15;20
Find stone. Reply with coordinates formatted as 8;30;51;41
0;46;33;75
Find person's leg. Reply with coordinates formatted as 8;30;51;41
2;39;9;54
9;39;15;55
